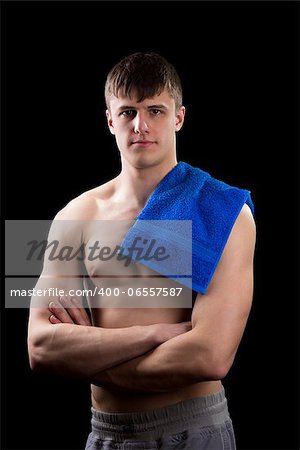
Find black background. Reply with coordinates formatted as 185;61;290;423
1;1;299;449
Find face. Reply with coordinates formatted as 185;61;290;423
106;90;185;169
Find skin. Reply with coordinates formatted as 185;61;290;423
27;89;256;413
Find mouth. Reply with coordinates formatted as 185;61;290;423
131;140;156;148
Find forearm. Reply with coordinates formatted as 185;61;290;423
28;303;191;382
28;321;161;379
93;329;217;392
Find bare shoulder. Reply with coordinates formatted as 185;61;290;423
222;203;256;266
201;203;256;303
54;178;117;221
233;203;256;242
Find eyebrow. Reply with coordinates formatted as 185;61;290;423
117;104;168;112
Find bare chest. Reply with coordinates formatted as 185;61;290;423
81;201;192;327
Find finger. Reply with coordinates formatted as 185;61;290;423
49;314;62;324
59;296;90;326
70;297;92;326
48;301;74;324
61;296;91;326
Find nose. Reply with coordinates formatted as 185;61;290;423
133;112;149;134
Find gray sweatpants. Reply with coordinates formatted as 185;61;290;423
85;386;236;449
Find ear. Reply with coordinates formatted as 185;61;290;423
106;109;115;135
175;106;185;132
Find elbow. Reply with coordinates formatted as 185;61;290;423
209;363;231;381
28;343;44;372
27;334;51;373
195;351;234;381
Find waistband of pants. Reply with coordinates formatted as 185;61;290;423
90;386;230;441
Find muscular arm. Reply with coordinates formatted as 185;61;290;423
27;202;190;381
28;303;189;379
90;204;256;392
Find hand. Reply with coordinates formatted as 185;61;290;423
154;321;192;345
48;296;92;326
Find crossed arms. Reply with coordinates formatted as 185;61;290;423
27;204;256;392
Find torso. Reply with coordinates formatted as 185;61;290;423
73;179;221;412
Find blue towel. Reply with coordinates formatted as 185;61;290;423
121;161;254;294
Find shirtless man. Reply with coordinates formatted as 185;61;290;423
27;52;256;450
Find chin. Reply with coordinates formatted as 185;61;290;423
126;152;164;170
133;157;164;170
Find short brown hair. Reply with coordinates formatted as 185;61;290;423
105;52;183;110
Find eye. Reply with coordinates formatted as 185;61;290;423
120;110;136;118
149;109;162;116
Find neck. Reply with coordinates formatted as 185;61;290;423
115;156;177;207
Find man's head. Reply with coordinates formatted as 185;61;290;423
104;52;185;170
105;52;183;112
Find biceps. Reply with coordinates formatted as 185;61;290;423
192;204;255;350
28;275;85;346
30;275;84;309
192;270;253;364
37;218;87;304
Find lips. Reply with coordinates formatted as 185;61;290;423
131;140;155;145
